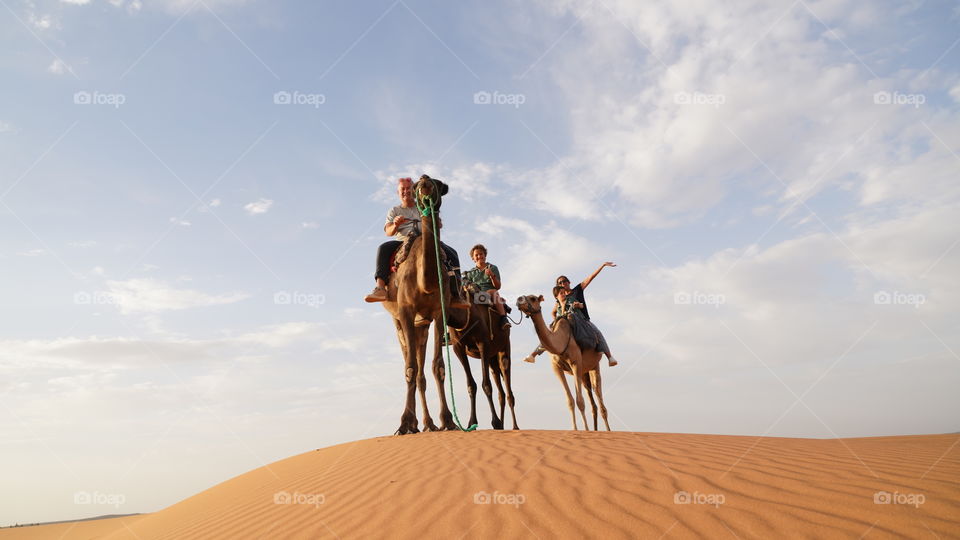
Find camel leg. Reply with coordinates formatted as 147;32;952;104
479;345;503;430
431;322;456;430
582;371;598;431
569;348;589;430
490;356;506;426
395;315;419;435
499;351;519;430
552;359;577;430
451;338;479;429
590;369;611;431
414;322;438;432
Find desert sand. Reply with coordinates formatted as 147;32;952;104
2;430;957;539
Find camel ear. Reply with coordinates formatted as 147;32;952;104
437;180;449;196
537;295;544;301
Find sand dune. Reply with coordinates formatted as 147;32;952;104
3;431;958;539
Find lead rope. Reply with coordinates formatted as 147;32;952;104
419;192;477;432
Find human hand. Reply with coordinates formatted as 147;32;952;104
393;216;407;226
603;261;616;268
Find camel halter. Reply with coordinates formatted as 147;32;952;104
421;191;477;433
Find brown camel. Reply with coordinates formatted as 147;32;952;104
448;283;518;430
516;294;611;431
381;175;463;435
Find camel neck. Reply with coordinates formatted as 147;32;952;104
531;310;568;355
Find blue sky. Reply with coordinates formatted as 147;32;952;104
2;0;959;525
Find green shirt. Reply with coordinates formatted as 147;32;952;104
463;263;501;291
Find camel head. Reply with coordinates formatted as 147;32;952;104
516;294;544;316
414;175;449;213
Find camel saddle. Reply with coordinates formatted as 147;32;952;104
390;231;452;274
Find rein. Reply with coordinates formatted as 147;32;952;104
420;191;476;433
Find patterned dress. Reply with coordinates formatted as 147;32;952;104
557;297;611;356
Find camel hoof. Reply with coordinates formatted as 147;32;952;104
492;419;504;430
395;425;420;435
440;422;459;431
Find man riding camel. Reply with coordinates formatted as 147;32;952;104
364;177;468;308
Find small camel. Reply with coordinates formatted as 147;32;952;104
381;175;462;435
448;283;518;430
516;294;611;431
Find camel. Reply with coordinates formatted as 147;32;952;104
516;294;611;431
448;283;518;430
381;175;463;435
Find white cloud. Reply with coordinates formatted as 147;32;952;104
243;198;273;215
105;278;250;314
28;13;55;29
46;59;68;75
475;215;608;294
169;217;191;226
60;0;91;5
18;248;46;257
301;221;320;229
497;1;958;228
68;240;96;248
0;121;14;133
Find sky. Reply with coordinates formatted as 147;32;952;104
1;0;959;526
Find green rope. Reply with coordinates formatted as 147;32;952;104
423;193;477;432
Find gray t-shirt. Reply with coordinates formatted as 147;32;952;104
386;205;421;239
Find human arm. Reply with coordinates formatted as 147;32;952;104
384;215;407;237
580;261;616;290
484;264;501;290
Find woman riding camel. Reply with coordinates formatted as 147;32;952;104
552;284;616;366
524;262;617;366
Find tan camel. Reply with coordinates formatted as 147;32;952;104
381;175;463;434
448;283;518;430
516;294;611;431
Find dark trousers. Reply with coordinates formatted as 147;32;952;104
375;240;461;282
